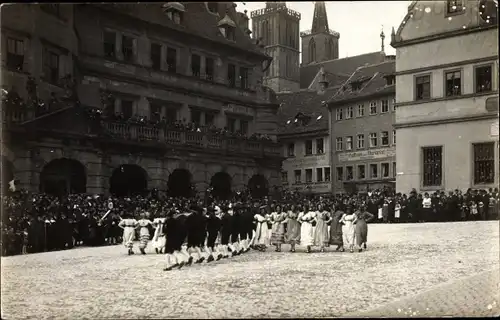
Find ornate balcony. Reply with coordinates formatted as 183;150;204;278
101;121;282;158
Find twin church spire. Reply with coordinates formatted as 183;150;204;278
311;1;330;34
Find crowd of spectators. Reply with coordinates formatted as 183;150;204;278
1;186;498;257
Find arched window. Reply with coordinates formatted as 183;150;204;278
309;37;316;63
261;20;269;46
325;39;330;59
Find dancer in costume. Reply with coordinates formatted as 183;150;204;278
206;206;223;262
314;203;331;252
284;204;301;252
339;205;357;253
229;203;243;256
270;205;286;252
354;204;374;252
137;212;153;254
118;213;138;255
329;204;344;251
151;212;167;254
299;204;316;253
219;205;233;258
251;205;269;251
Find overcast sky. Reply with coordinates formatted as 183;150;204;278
236;1;412;59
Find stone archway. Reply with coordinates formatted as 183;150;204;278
1;156;15;192
210;172;232;200
110;164;148;197
40;158;87;196
167;169;193;198
248;174;269;199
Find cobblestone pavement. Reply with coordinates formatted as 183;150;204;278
1;221;499;319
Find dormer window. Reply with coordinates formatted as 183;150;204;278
162;2;185;25
351;82;361;91
384;75;395;86
218;11;236;41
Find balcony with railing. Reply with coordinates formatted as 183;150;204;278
251;7;300;19
300;29;340;37
100;121;282;158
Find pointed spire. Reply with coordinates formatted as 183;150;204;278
391;26;396;43
380;27;385;53
311;2;329;34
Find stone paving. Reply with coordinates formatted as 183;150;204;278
1;221;499;319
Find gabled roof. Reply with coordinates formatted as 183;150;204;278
276;86;342;136
299;51;387;89
328;60;396;106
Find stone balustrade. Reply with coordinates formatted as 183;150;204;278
101;121;282;157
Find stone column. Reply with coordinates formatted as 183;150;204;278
85;153;106;194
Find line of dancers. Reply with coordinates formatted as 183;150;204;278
117;201;375;270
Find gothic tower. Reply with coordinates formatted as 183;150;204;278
251;2;301;93
301;1;339;65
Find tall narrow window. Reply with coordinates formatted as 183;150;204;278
381;100;389;113
381;163;390;178
281;171;288;184
336;137;343;151
228;64;236;88
305;140;313;155
393;162;397;177
43;48;59;85
369;101;377;115
316;138;324;154
240;120;248;135
166;47;177;73
151;43;162;70
336;167;343;181
346;166;353;181
357;165;366;180
445;70;461;96
316;168;323;182
346;107;353;119
309;38;316;63
205;113;215;126
346;136;353;151
240;67;249;89
357;134;365;149
415;75;431;100
166;108;177;123
422;146;442;187
381;131;389;146
393;130;396;145
228;118;236;132
324;167;331;182
369;133;378;148
6;38;24;71
357;104;365;117
473;143;495;184
475;65;492;93
121;100;133;120
294;170;302;183
288;143;295;157
150;103;161;122
305;169;313;183
205;57;214;81
336;108;343;120
370;164;378;179
191;109;201;125
122;35;134;62
191;54;201;78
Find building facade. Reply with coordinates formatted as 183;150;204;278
1;3;283;198
391;0;499;193
328;60;397;195
251;2;301;93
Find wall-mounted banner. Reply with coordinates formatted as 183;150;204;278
338;148;395;163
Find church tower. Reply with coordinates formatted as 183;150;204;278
251;2;301;93
301;2;339;65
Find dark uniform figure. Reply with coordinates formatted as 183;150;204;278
206;206;222;262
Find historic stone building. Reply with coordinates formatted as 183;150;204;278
1;3;283;198
328;60;397;195
392;0;499;193
251;2;301;93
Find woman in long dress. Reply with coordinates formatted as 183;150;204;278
299;204;316;253
118;213;138;255
251;206;270;251
285;204;301;252
151;212;167;254
340;205;357;253
270;205;286;252
329;204;344;251
314;203;331;252
354;204;374;252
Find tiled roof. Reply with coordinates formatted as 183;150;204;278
276;86;341;136
299;51;387;89
328;60;396;105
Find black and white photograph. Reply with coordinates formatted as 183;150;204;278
0;1;499;318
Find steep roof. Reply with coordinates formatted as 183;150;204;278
276;86;341;136
328;60;396;106
299;51;387;89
